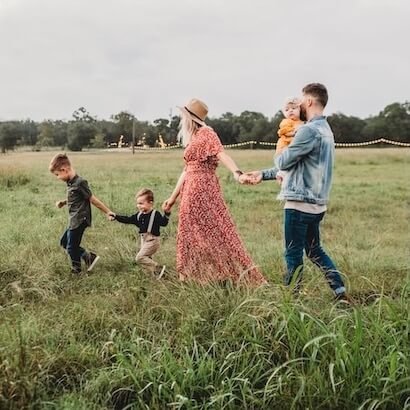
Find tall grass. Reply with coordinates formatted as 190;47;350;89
0;149;409;409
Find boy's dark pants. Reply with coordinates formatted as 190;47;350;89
60;222;87;272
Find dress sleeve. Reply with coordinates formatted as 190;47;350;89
200;127;224;158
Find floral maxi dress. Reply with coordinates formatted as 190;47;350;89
176;126;267;286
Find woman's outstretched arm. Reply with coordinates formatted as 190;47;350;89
217;151;250;183
163;170;186;212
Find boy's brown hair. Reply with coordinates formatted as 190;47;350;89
136;188;154;202
302;83;328;108
49;153;71;172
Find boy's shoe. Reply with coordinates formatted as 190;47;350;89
155;265;166;280
71;267;82;275
335;292;354;306
84;252;100;272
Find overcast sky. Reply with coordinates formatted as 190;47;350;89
1;0;409;122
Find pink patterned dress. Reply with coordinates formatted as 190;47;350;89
176;126;267;285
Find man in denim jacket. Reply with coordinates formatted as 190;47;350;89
248;83;351;303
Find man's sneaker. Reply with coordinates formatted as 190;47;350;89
335;292;354;306
84;252;100;272
156;265;166;280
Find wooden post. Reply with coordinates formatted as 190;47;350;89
132;117;136;155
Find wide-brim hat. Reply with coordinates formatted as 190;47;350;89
178;98;208;126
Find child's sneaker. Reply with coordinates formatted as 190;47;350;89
155;265;166;280
334;292;354;306
84;252;100;272
71;267;82;275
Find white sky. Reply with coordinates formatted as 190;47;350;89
1;0;409;122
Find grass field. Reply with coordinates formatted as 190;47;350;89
1;148;409;409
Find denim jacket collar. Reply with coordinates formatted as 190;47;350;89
308;115;325;123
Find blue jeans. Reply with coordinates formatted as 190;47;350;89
284;209;346;295
60;222;87;272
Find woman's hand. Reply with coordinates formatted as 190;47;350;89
162;197;176;213
240;171;262;185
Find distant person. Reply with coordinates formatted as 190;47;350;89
162;98;267;286
276;97;304;183
109;188;170;278
246;83;352;304
49;153;112;274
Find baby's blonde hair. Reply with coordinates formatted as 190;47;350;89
283;97;301;109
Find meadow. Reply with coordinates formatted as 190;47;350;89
0;148;409;410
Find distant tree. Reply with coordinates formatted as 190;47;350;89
169;115;181;145
0;122;20;153
328;113;366;143
52;120;69;147
19;120;39;146
153;118;170;144
208;112;240;145
91;133;106;148
66;107;98;151
111;111;134;143
137;121;157;147
237;111;267;142
37;121;55;147
2;100;409;150
96;120;117;145
361;102;410;143
250;117;275;143
72;107;96;123
380;102;410;142
67;121;97;151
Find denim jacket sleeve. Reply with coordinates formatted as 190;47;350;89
261;167;279;180
275;125;316;170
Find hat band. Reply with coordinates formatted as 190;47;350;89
185;106;205;122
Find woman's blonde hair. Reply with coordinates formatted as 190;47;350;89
178;110;201;147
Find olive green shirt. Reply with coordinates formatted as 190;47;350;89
67;175;92;229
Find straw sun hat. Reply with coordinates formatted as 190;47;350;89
178;98;208;126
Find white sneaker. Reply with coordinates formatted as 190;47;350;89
86;252;100;272
157;265;166;280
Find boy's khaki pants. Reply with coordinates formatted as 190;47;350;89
136;233;160;273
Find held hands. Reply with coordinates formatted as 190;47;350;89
237;171;262;185
107;211;116;221
162;198;175;213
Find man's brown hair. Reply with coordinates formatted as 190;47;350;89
49;153;71;172
302;83;328;108
136;188;154;202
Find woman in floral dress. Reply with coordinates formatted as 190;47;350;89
163;98;267;286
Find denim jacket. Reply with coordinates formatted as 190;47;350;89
261;116;335;205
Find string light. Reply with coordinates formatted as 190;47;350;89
127;138;410;150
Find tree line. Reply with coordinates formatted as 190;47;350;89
1;102;409;153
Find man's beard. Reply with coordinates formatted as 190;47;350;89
300;106;307;121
